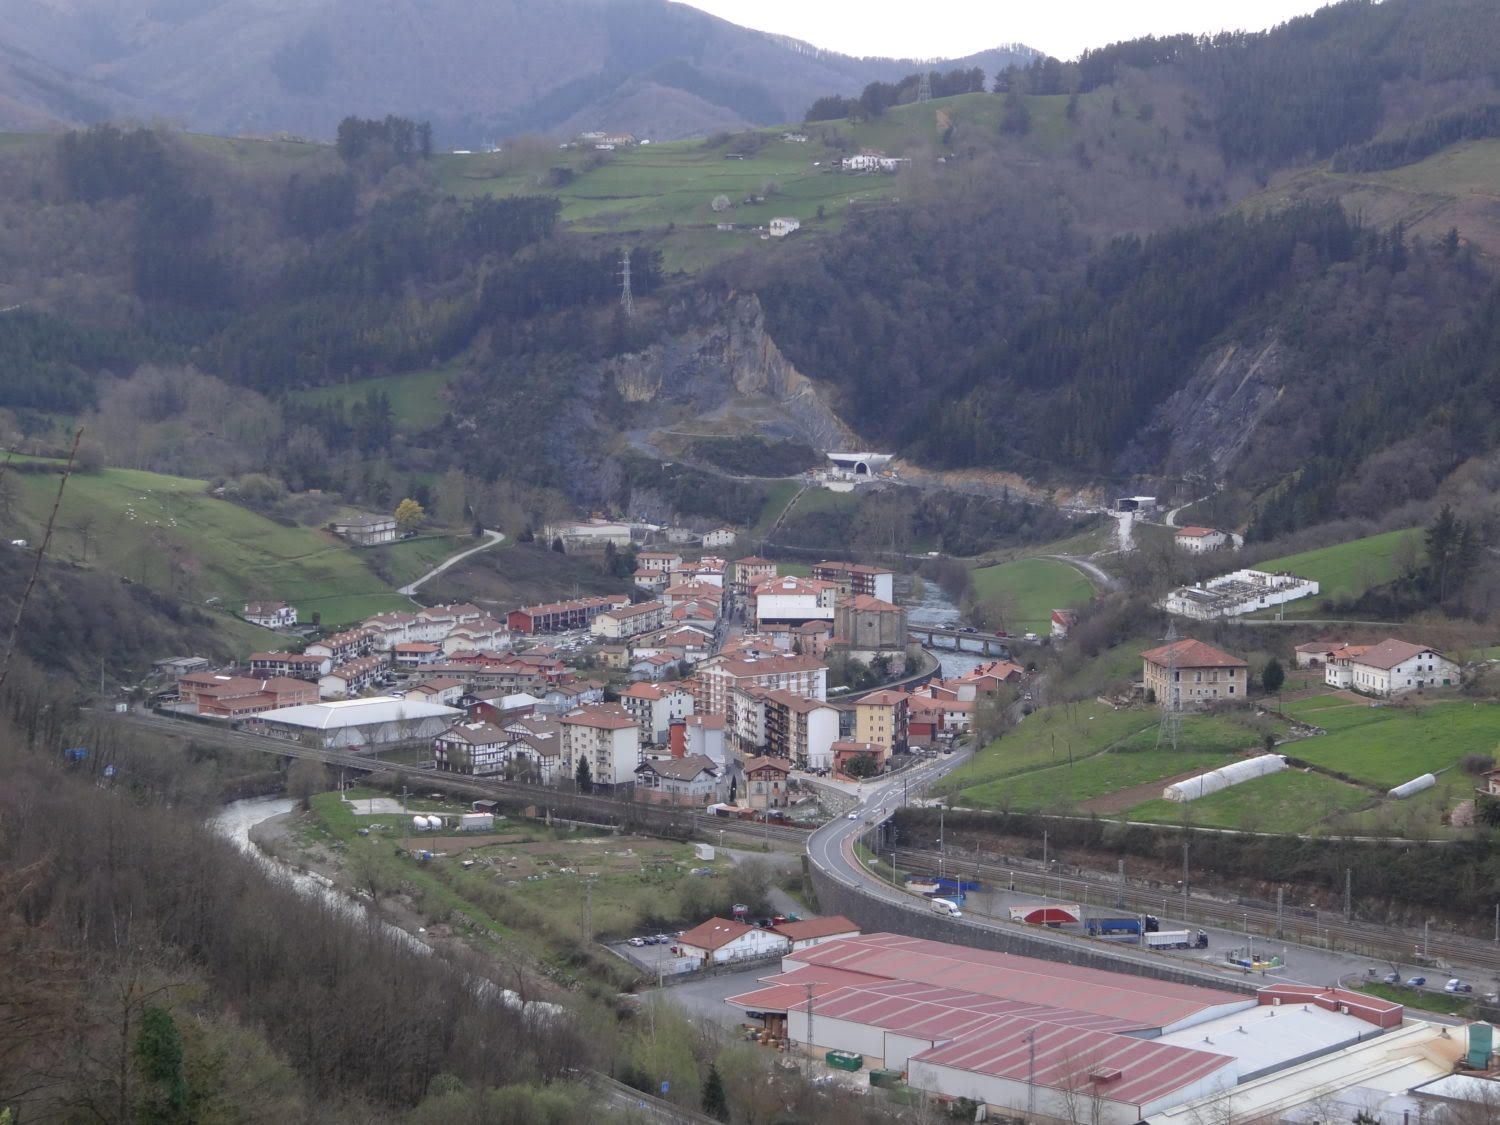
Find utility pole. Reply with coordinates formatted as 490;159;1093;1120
1424;918;1430;961
1344;868;1352;921
619;249;636;318
1275;887;1284;939
1156;621;1182;750
805;983;816;1079
1117;858;1126;909
1181;838;1190;919
1024;1029;1036;1119
917;71;932;104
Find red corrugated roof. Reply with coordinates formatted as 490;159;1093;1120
769;915;859;942
1140;639;1247;670
912;1015;1233;1108
785;935;1243;1030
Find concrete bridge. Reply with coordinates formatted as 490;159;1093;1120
906;624;1011;657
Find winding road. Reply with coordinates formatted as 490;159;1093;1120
398;529;505;596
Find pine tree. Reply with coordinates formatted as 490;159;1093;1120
575;756;592;793
702;1063;729;1122
1262;657;1285;695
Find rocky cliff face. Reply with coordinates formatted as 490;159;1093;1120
606;291;856;451
1118;333;1288;481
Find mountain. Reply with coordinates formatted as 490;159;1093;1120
0;0;1034;141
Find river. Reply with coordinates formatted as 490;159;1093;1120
901;576;989;680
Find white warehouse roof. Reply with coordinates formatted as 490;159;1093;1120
257;696;461;729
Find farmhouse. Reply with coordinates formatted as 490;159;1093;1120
1173;526;1230;553
1141;639;1247;709
243;600;297;628
1294;640;1342;668
331;514;397;546
744;755;791;810
768;216;800;237
1325;638;1458;697
702;527;738;549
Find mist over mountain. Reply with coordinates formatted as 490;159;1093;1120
0;0;1034;140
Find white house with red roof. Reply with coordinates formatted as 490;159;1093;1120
558;704;641;786
243;600;297;628
1173;526;1230;553
678;917;789;965
1325;638;1458;697
754;575;837;626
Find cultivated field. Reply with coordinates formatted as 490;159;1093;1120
289;368;458;432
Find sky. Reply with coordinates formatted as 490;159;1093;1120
677;1;1333;62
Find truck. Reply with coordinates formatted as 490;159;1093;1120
930;897;962;918
931;876;982;894
1145;929;1209;950
459;813;493;832
1086;917;1143;942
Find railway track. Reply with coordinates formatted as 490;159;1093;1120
892;847;1500;976
125;712;810;845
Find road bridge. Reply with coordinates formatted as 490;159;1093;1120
906;624;1011;656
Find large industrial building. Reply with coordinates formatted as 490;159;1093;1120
243;696;462;748
728;934;1414;1124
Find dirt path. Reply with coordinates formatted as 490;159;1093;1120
398;529;505;595
1078;768;1213;815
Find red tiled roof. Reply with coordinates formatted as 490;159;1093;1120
845;594;901;612
558;706;636;731
679;917;757;951
743;755;791;775
1140;639;1247;670
1174;526;1220;537
1352;638;1439;670
770;915;859;942
858;690;908;706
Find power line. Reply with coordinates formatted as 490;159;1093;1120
1155;619;1182;750
917;72;933;104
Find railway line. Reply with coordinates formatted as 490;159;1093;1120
890;846;1500;976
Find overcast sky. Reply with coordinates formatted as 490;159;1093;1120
678;1;1332;62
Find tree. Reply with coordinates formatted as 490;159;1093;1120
575;756;592;793
842;754;880;779
551;536;566;554
134;1006;188;1123
1261;657;1285;696
287;758;329;810
1001;91;1032;135
701;1063;728;1121
394;497;425;534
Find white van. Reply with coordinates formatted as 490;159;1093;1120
930;897;962;918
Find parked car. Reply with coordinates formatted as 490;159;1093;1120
654;934;671;945
1383;971;1401;984
847;812;860;820
1445;979;1473;993
1406;976;1427;988
628;937;646;947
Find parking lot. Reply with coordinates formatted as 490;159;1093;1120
609;935;697;979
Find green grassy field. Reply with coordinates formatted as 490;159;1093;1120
10;465;411;633
1128;769;1375;834
288;369;457;432
969;558;1096;635
961;748;1251;813
1255;528;1422;611
749;480;802;539
1279;698;1500;790
364;534;474;586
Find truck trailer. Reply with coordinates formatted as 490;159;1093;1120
1145;929;1209;950
1086;917;1143;942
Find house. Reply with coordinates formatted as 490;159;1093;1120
831;739;888;778
731;557;778;600
176;674;319;718
600;644;631;670
956;660;1025;693
432;720;512;776
634;755;724;805
249;651;330;681
1141;639;1248;709
677;917;789;966
503;715;565;783
662;581;723;612
507;594;630;635
591;601;667;639
636;550;682;574
768;216;800;238
559;705;642;787
1480;768;1500;798
834;595;908;659
769;915;860;951
405;677;467;707
854;690;909;754
812;562;896;602
793;620;834;659
1050;609;1077;638
744;755;792;810
318;655;385;699
1325;638;1458;697
841;151;908;172
535;680;607;715
760;690;840;771
703;527;738;549
1174;526;1231;553
781;132;808;143
633;568;668;594
692;652;828;716
684;714;728;768
631;651;681;681
331;514;398;546
906;696;945;747
1294;641;1342;669
392;642;443;668
243;600;297;628
620;681;695;744
754;575;837;626
304;628;374;664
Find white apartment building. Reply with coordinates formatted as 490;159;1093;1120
692;652;828;717
591;601;667;639
619;681;695;744
558;705;642;786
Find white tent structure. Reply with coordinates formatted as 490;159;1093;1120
249;696;461;749
1389;773;1437;799
1164;755;1287;802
